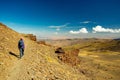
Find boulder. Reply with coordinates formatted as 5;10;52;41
55;47;65;54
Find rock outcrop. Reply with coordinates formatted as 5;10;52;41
37;40;51;46
55;47;80;66
24;34;37;41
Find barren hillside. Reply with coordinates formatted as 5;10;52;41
1;23;120;80
0;23;88;80
47;38;120;80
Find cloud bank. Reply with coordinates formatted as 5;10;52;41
69;28;88;34
93;25;120;33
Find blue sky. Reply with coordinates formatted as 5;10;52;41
0;0;120;39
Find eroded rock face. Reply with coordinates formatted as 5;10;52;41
24;34;37;41
55;48;80;66
57;53;81;66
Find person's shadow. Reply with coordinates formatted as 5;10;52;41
9;52;19;58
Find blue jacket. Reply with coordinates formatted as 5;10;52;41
18;40;25;49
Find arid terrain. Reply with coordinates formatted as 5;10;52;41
0;23;120;80
46;38;120;80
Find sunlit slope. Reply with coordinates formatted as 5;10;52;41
61;39;120;52
0;23;89;80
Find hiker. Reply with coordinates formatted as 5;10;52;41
18;38;25;58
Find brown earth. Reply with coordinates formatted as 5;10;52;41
78;51;120;80
0;23;120;80
55;47;80;66
0;23;89;80
46;38;120;80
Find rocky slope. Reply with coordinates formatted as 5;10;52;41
46;38;120;80
0;23;89;80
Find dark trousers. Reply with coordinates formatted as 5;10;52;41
19;48;24;58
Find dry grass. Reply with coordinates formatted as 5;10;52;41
50;38;120;80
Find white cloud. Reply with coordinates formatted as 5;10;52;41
49;23;69;31
80;21;91;24
93;25;120;33
80;21;96;24
69;28;88;34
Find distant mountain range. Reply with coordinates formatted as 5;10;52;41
114;38;120;40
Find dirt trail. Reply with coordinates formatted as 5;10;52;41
5;39;85;80
7;39;33;80
6;37;46;80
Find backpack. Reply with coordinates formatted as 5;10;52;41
19;40;24;48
